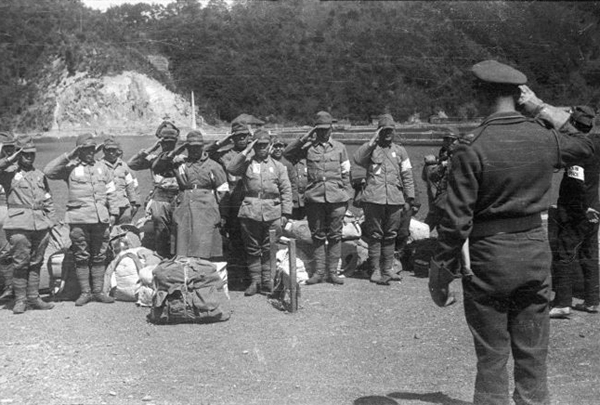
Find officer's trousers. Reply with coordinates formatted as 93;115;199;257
464;226;550;405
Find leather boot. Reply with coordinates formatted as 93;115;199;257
27;267;54;310
379;239;400;285
12;274;27;314
75;266;93;306
306;239;326;285
368;238;382;283
0;262;14;301
326;239;344;285
259;254;272;295
91;264;115;303
245;256;262;296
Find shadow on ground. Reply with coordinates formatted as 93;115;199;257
354;391;472;405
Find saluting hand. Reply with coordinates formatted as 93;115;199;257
300;127;316;143
7;148;22;163
67;145;81;160
369;127;382;147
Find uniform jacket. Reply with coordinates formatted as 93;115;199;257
284;138;351;204
127;149;179;193
353;142;415;205
0;159;55;231
98;158;139;209
205;141;246;212
435;111;594;270
44;153;119;224
227;153;292;222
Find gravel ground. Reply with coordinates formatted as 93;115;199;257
1;272;599;405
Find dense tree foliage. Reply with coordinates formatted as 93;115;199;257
2;0;600;129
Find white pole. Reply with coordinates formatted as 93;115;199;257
191;91;197;130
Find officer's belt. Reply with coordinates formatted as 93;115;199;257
9;203;42;210
245;191;280;200
182;184;211;191
471;213;541;238
152;187;179;202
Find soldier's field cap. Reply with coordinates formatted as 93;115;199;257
272;136;286;146
471;60;527;85
103;136;121;150
159;128;179;141
231;122;251;136
571;105;595;129
442;127;460;139
186;130;204;146
16;134;36;153
314;111;335;128
254;130;271;145
76;133;97;148
0;132;15;145
378;114;396;130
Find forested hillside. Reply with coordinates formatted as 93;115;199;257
2;0;600;131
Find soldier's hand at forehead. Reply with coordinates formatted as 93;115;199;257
67;145;81;160
7;147;23;163
300;127;316;142
518;85;545;115
369;127;382;146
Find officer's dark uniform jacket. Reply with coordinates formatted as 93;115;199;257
435;111;595;270
127;150;179;202
227;153;292;222
283;138;352;204
44;153;119;224
353;142;415;205
0;159;55;231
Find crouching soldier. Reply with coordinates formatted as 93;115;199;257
353;114;415;285
0;135;56;314
227;131;292;296
44;133;119;306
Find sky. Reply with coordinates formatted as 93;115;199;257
82;0;177;11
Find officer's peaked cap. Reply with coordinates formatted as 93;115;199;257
231;122;251;136
254;130;271;144
186;130;204;146
471;60;527;85
571;105;595;130
103;136;121;150
272;136;286;146
159;128;179;141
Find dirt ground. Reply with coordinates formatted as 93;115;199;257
1;271;599;405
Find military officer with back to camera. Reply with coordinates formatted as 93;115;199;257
284;111;353;285
227;130;292;296
0;135;56;314
44;133;119;306
98;136;140;225
428;60;594;405
0;132;16;302
128;122;180;258
353;113;415;285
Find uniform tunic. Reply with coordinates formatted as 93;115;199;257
434;111;594;404
98;158;139;224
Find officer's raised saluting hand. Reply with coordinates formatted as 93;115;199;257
300;127;316;143
67;145;81;160
167;142;188;159
6;147;22;163
143;139;162;155
369;127;382;147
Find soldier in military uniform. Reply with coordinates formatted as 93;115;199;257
353;114;415;285
429;60;594;405
98;136;140;225
0;135;56;314
227;131;292;296
284;111;352;285
0;132;16;302
128;123;180;258
271;135;307;220
45;133;119;306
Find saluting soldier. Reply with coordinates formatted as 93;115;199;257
44;133;119;306
227;130;292;296
98;136;140;225
0;132;16;302
428;60;594;404
128;123;180;258
353;114;415;285
0;135;56;314
284;111;352;285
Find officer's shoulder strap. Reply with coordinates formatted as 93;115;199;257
460;126;486;146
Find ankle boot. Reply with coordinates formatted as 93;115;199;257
91;265;114;304
245;256;262;296
368;238;382;283
379;240;399;285
326;239;344;285
260;254;272;295
306;240;325;285
12;275;27;314
75;266;93;306
244;281;260;297
27;268;54;310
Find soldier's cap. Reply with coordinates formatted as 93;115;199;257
231;113;265;126
186;130;204;146
76;133;97;148
442;127;460;139
254;130;271;145
158;128;179;141
0;132;15;146
231;122;251;136
102;136;121;150
15;134;36;153
314;111;336;129
378;114;396;130
471;60;527;85
570;105;595;130
271;136;286;147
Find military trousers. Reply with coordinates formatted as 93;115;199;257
363;202;402;241
6;229;50;279
148;197;175;258
464;226;550;405
69;223;110;267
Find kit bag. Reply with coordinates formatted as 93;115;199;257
149;257;231;324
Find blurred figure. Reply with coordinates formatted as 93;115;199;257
270;135;305;219
0;135;56;314
128;122;180;258
98;136;140;225
45;133;119;306
353;114;415;285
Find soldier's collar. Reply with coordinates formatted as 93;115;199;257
481;111;527;126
